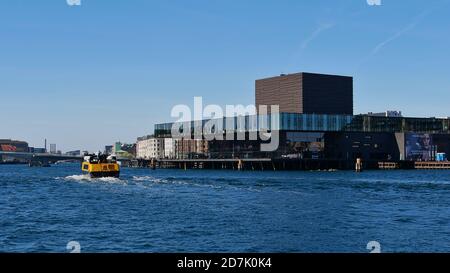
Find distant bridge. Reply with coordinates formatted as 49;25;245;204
0;151;83;167
0;151;130;167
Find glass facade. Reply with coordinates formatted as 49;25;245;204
154;114;450;138
344;115;450;133
279;113;353;131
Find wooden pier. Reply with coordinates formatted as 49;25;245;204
378;161;450;170
414;162;450;169
125;158;450;171
158;158;272;171
127;158;353;171
378;162;400;170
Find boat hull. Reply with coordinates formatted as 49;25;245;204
88;171;120;178
82;161;120;178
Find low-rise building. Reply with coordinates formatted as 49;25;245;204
49;144;57;154
104;145;113;154
136;136;164;159
65;150;81;156
0;139;29;152
112;142;136;158
0;139;29;162
29;147;46;154
164;138;176;159
174;139;209;159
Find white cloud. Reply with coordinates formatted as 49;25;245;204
370;9;431;56
300;23;335;50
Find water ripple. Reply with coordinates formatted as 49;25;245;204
2;165;450;252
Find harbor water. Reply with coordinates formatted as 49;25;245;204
1;164;450;252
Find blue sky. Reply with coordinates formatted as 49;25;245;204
1;0;450;152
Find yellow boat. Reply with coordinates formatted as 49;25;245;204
82;154;120;178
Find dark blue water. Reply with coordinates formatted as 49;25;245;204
1;164;450;253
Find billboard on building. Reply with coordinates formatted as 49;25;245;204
0;145;17;152
405;133;434;161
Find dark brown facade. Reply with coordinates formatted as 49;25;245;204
255;72;353;115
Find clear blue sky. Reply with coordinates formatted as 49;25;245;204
1;0;450;152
